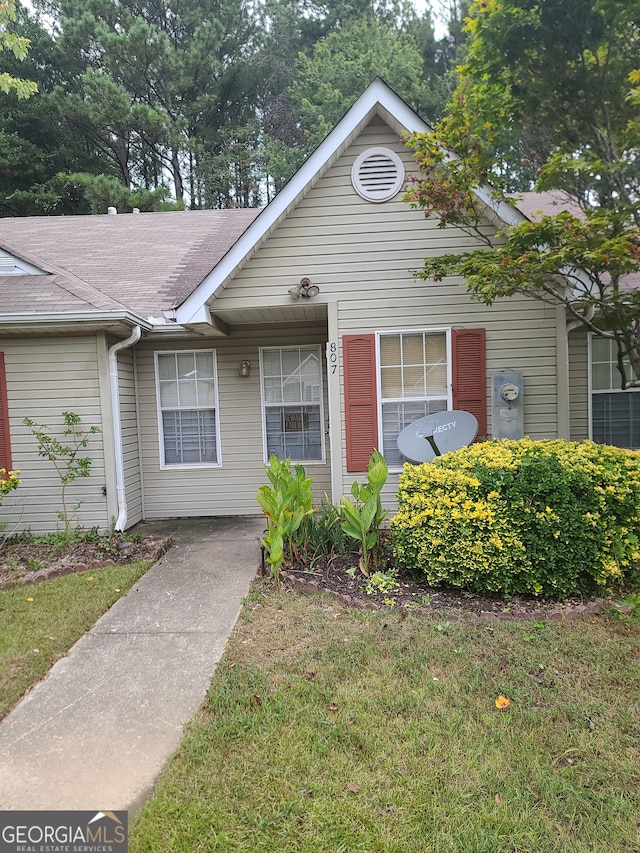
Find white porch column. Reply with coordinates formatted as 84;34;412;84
326;300;343;504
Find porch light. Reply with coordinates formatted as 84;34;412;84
288;277;319;299
239;360;251;378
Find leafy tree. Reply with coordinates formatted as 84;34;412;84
264;16;429;190
406;0;640;388
0;5;108;216
0;0;37;98
46;0;264;207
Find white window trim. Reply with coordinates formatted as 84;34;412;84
588;333;640;443
259;345;326;465
154;349;222;469
376;328;453;472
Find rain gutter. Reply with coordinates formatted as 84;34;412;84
108;325;142;531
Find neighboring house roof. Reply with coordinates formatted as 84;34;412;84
0;209;261;322
514;190;640;293
511;190;583;221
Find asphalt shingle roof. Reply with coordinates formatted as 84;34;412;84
0;209;261;319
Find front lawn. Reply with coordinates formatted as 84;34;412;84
0;559;152;718
130;583;640;852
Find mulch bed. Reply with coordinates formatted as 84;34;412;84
280;553;608;622
0;535;172;590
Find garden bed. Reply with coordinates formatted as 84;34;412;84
281;553;608;621
0;534;172;589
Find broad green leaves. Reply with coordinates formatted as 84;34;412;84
406;0;640;387
0;0;37;99
339;451;389;576
258;456;315;585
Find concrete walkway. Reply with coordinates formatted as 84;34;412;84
0;516;264;813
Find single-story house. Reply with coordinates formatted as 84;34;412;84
0;79;636;534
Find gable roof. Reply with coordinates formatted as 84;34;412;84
174;79;432;325
0;79;536;335
174;78;528;326
0;209;260;324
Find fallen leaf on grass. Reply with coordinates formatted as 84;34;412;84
495;695;511;710
347;783;360;794
26;597;34;602
495;794;502;805
328;703;339;712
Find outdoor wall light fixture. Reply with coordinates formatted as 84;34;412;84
239;360;251;378
288;277;320;299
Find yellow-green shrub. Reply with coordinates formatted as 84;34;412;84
391;438;640;598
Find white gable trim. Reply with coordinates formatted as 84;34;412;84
0;248;46;276
175;78;530;326
175;79;430;326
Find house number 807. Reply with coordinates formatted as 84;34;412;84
329;342;337;374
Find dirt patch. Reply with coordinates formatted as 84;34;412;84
0;535;172;589
279;553;608;622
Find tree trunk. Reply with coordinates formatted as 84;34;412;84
171;148;184;203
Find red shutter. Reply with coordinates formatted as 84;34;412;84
0;353;12;471
452;328;487;439
343;334;378;472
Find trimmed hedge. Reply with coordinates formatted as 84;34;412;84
391;438;640;598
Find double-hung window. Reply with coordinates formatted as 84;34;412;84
378;330;451;467
156;350;220;466
260;346;324;462
590;336;640;448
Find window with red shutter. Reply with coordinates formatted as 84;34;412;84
342;329;487;471
378;330;450;467
0;353;12;471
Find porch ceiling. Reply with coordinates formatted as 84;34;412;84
209;301;328;329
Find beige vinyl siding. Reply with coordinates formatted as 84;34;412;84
213;117;559;506
120;346;143;526
136;324;331;519
568;328;589;441
2;335;109;534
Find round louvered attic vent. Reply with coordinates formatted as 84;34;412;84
351;147;405;202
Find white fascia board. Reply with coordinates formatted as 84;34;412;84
0;311;153;330
176;79;431;326
473;184;529;228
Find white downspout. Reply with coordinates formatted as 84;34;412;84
108;326;142;531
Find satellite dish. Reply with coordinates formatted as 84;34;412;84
397;410;479;463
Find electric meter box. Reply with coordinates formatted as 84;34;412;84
491;371;524;439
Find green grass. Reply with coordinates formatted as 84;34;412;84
0;560;152;718
130;583;640;853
